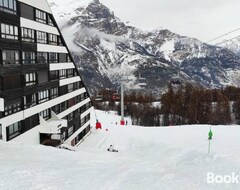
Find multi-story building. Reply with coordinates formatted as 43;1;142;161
0;0;93;146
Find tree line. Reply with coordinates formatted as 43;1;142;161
92;85;240;126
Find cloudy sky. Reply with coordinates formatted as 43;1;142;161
101;0;240;43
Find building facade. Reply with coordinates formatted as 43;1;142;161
0;0;93;146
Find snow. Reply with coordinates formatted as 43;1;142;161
1;110;240;189
160;39;175;61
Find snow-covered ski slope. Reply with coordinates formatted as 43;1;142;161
0;110;240;190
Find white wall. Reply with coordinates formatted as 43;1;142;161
37;44;68;53
50;62;75;71
59;76;81;86
20;18;59;35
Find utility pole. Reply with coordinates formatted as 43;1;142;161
120;81;125;125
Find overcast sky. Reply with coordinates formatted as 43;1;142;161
100;0;240;43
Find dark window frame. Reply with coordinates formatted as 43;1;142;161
1;23;18;40
25;72;37;86
22;27;35;42
2;50;19;65
22;51;36;64
35;9;46;24
37;31;47;44
0;0;17;15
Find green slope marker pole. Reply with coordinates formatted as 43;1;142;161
208;126;213;154
208;139;211;154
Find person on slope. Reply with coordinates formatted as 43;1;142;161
107;145;118;152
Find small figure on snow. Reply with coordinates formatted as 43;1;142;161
107;145;118;152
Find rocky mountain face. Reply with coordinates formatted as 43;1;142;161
218;37;240;56
49;0;240;95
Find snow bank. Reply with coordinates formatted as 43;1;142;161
0;110;240;190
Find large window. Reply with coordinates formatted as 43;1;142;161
37;31;47;43
68;125;74;136
8;121;22;140
38;90;49;103
49;52;58;63
22;28;35;42
1;23;18;40
39;109;50;120
59;70;67;79
49;70;59;81
36;52;48;64
49;34;57;45
0;0;17;15
2;50;19;65
22;52;35;64
25;72;37;86
48;15;54;26
24;94;37;109
36;9;46;24
50;87;58;99
4;99;21;116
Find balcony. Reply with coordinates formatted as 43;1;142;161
39;111;67;146
39;111;67;134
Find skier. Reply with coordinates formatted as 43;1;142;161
107;145;118;152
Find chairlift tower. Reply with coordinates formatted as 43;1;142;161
120;81;125;125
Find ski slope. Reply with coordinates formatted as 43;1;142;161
0;110;240;190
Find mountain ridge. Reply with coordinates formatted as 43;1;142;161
48;0;240;94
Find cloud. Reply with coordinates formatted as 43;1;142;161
101;0;240;42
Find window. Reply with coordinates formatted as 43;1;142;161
48;15;54;26
50;87;58;99
24;94;37;109
37;31;47;43
25;73;37;86
60;101;68;112
36;9;46;24
59;70;67;79
49;34;57;45
74;82;82;90
38;71;48;83
52;104;60;114
67;55;71;62
22;52;35;64
1;23;18;40
2;74;21;90
67;69;74;77
4;99;21;116
68;125;74;136
68;83;74;92
22;28;35;42
58;36;63;46
0;0;17;15
37;52;48;64
8;122;22;140
49;52;58;63
67;112;74;122
49;71;59;81
2;50;19;65
38;90;49;103
39;109;50;120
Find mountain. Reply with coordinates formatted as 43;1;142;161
48;0;240;95
218;37;240;56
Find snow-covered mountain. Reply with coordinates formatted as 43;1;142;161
48;0;240;94
218;37;240;56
